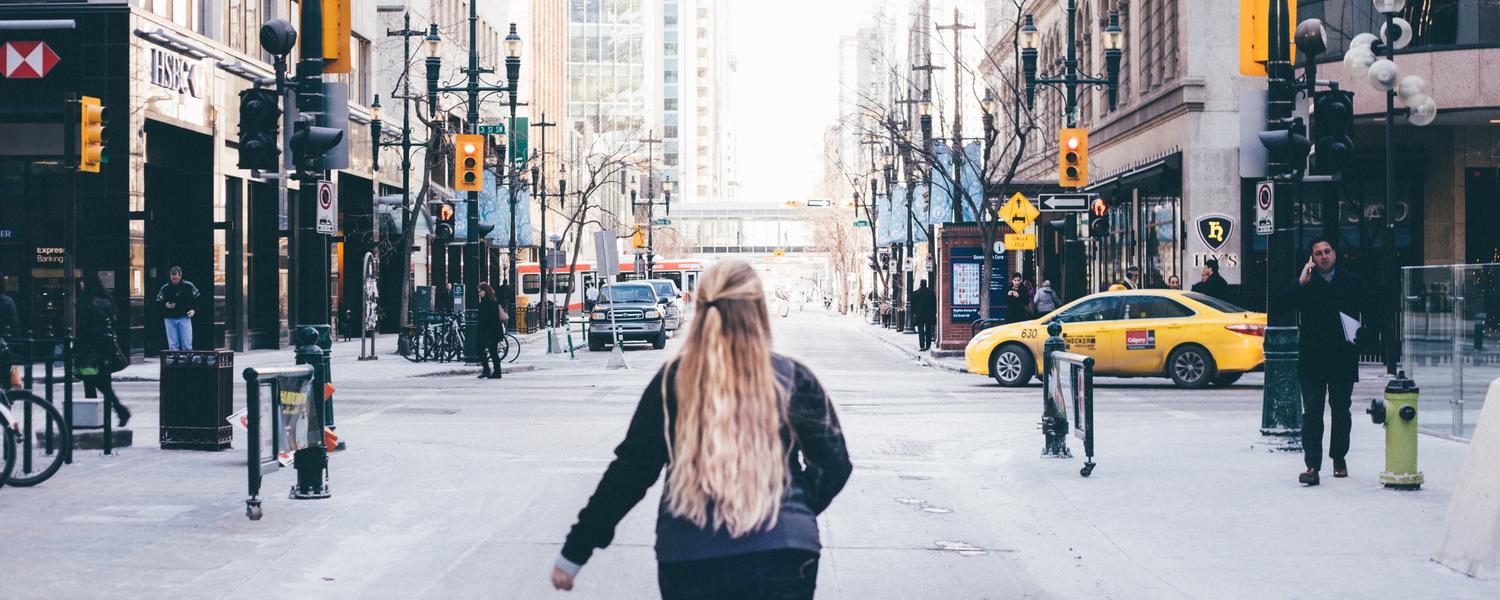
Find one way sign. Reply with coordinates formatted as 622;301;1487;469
1037;193;1095;212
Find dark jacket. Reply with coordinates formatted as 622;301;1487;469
1191;272;1231;301
155;280;200;318
1004;285;1031;323
1290;268;1366;383
76;295;120;361
909;286;937;324
477;296;502;345
561;354;852;566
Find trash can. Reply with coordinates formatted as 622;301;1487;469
159;350;234;450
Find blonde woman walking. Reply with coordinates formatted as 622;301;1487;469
551;259;852;599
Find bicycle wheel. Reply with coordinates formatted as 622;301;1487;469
3;390;69;487
1;426;15;492
505;332;521;363
400;330;423;363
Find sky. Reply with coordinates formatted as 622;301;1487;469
729;0;883;204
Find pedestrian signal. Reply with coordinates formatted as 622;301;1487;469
1059;129;1088;187
454;134;484;192
1089;197;1110;238
434;202;455;241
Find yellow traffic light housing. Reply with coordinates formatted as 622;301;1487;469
454;134;484;191
631;225;647;249
1059;128;1088;188
322;0;353;74
79;96;107;173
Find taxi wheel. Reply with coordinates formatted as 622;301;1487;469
1167;345;1217;388
990;344;1035;387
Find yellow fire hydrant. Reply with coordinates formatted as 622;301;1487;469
1366;371;1424;490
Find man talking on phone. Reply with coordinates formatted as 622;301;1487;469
1290;235;1366;486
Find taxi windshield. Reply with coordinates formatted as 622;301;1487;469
599;285;655;304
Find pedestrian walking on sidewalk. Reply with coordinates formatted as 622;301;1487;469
1004;273;1033;323
77;273;130;427
0;272;19;389
552;259;852;599
909;279;936;351
477;283;504;379
155;266;199;350
1033;280;1062;315
1291;236;1366;486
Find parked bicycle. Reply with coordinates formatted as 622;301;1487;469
397;311;468;363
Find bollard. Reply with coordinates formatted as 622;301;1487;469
291;326;331;499
1041;321;1071;458
1366;370;1424;490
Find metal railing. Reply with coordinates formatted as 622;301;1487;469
6;331;77;461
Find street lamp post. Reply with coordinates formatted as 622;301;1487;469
1019;5;1121;306
425;9;523;363
370;15;429;334
1342;0;1437;374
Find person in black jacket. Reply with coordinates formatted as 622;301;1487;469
1004;273;1033;323
1291;236;1366;486
155;266;199;350
552;259;852;599
1191;258;1232;301
0;272;17;390
908;279;936;351
476;282;503;379
77;274;130;427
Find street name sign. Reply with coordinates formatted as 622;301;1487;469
477;124;506;135
1005;233;1037;251
316;180;337;234
1255;180;1274;235
998;192;1040;233
1037;193;1094;212
652;218;672;226
853;219;870;228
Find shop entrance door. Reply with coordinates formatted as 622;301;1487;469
142;121;214;354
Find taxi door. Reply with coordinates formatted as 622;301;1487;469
1112;295;1197;375
1043;296;1124;372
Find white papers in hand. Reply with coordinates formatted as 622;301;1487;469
1340;312;1360;344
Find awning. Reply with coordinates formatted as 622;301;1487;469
1084;150;1182;197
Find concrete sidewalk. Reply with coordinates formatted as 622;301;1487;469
114;330;572;382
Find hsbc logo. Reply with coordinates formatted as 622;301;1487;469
149;47;199;98
2;41;60;79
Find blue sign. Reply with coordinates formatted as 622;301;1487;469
0;227;19;243
948;246;1008;323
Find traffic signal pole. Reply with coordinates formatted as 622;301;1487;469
1260;0;1303;439
462;1;483;364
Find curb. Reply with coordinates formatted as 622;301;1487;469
855;322;970;374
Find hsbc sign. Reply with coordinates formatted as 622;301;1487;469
2;41;60;79
149;47;199;98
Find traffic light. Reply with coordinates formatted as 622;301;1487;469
290;113;344;175
454;134;484;192
433;202;455;241
1257;117;1311;179
1088;197;1110;238
1059;128;1088;187
78;96;108;173
237;88;281;171
631;225;646;249
1310;90;1354;175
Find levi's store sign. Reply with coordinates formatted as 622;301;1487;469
149;47;199;97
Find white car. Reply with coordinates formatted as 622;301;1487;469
642;279;686;334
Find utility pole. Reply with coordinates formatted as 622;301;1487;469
639;131;662;271
380;12;423;330
533;115;556;333
936;7;973;223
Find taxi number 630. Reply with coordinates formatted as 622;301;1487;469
1020;329;1038;340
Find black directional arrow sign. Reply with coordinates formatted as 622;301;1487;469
1037;193;1095;212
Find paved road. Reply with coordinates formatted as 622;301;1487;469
2;310;1496;599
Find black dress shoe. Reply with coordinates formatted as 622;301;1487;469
478;372;491;379
1299;469;1320;486
488;373;502;379
1333;459;1348;478
117;406;131;428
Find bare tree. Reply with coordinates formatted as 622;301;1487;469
549;131;645;316
846;1;1042;321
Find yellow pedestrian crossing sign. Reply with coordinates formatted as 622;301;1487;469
998;192;1040;234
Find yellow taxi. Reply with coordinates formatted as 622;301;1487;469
965;289;1266;388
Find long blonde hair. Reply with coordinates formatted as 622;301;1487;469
664;260;789;538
